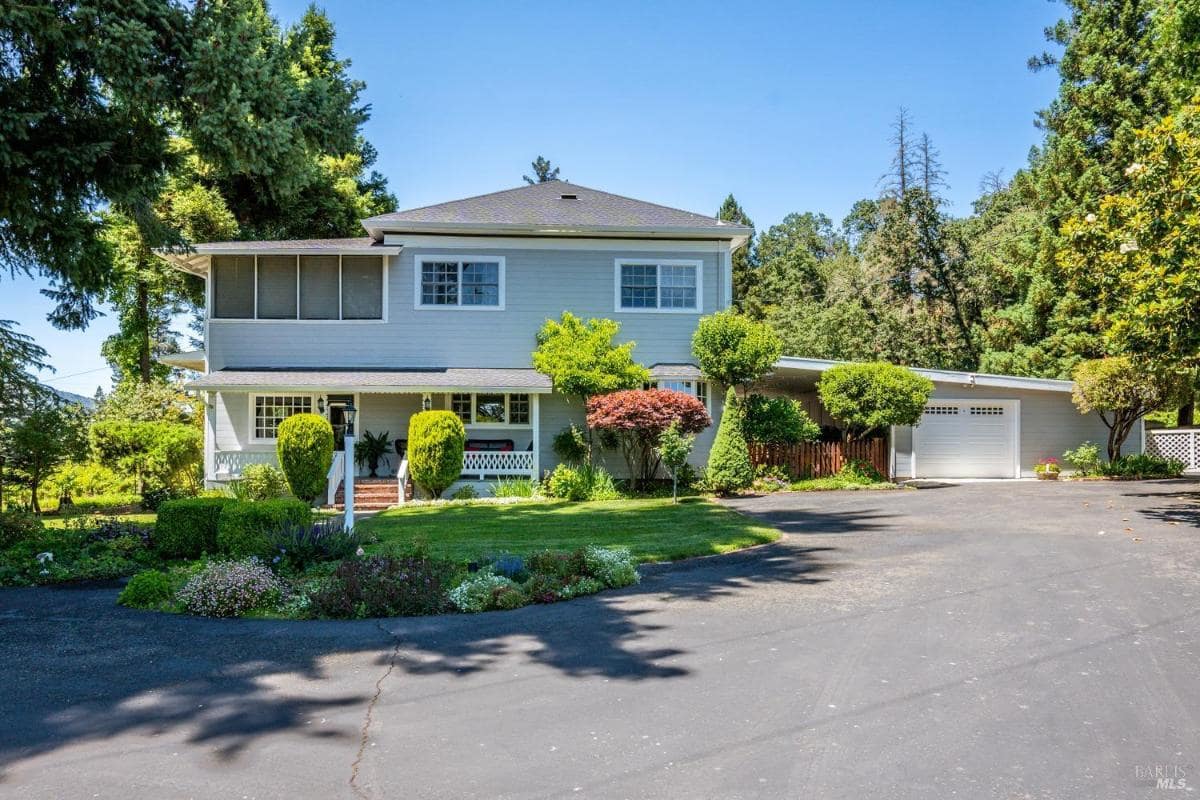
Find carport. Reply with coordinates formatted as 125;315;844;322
761;357;1141;479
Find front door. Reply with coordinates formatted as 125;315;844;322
326;394;355;452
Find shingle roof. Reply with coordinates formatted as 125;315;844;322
186;368;552;393
362;181;751;239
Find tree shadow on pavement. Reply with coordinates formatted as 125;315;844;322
0;500;880;774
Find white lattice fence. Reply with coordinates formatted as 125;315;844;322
462;450;534;478
213;450;278;479
1144;428;1200;472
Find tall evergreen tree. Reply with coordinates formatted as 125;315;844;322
718;195;757;309
523;156;562;184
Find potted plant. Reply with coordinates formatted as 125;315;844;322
1034;457;1061;480
354;429;392;477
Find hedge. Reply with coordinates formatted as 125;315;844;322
155;497;236;558
216;499;312;559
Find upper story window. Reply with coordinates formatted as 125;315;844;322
210;255;384;322
415;256;505;310
614;259;702;312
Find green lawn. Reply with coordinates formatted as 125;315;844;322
42;512;157;529
356;497;780;563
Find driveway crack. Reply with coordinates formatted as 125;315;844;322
350;624;403;800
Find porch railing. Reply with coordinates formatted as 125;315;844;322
462;449;535;479
213;450;278;480
1145;427;1200;473
748;438;890;480
326;451;346;506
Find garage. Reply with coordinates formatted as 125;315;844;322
911;400;1019;478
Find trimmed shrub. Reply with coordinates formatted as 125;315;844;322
408;411;466;499
543;463;620;501
691;310;782;390
586;389;711;486
309;555;455;618
118;570;176;609
583;545;639;588
155;497;236;558
239;463;289;501
217;499;312;559
817;362;933;440
268;516;358;573
449;572;526;613
1063;442;1103;476
0;509;43;549
276;414;334;503
177;559;284;617
743;394;821;444
705;387;754;495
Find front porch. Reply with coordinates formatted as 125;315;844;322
189;367;556;509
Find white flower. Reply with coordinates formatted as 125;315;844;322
1124;162;1145;177
1119;240;1139;254
35;552;53;564
355;547;365;557
1085;213;1097;223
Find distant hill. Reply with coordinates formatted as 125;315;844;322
45;387;97;411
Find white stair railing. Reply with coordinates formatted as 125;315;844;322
326;451;346;506
396;457;409;505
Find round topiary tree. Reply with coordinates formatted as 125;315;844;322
407;410;466;499
817;362;934;440
691;310;782;394
705;387;755;495
276;413;334;504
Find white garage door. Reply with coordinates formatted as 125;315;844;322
913;400;1018;478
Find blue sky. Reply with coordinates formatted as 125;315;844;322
2;0;1063;396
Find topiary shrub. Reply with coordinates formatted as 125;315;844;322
817;362;933;440
743;394;821;444
239;463;289;501
705;387;755;495
407;411;465;498
216;499;312;559
118;570;176;609
276;414;334;504
155;497;236;558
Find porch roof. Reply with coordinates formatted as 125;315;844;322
768;356;1075;394
186;367;552;394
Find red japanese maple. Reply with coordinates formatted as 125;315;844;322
586;389;711;486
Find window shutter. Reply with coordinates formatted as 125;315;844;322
299;255;340;319
256;255;298;319
212;255;255;319
341;256;383;319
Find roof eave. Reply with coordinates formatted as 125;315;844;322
362;220;752;243
772;356;1076;394
185;381;553;394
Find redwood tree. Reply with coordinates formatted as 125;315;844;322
586;389;710;487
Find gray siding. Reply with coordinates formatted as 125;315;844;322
892;384;1138;478
207;244;724;371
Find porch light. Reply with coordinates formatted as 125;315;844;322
422;393;432;411
344;402;357;435
317;397;326;414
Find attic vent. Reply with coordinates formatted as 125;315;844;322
559;193;578;200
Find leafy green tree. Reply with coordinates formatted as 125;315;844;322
657;421;696;503
523;156;562;184
718;195;757;308
89;419;202;495
1060;102;1200;366
0;321;50;420
2;400;89;513
1071;357;1185;458
692;311;782;394
817;362;933;440
705;388;754;495
533;312;649;402
742;395;820;444
743;212;840;319
94;379;198;426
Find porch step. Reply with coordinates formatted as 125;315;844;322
330;477;411;510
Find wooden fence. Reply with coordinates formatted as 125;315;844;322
748;438;890;480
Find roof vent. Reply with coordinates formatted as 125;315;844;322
559;193;578;200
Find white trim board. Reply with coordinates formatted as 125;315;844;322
773;356;1075;394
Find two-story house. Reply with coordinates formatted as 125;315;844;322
158;180;752;500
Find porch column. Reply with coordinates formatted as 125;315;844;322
531;393;541;480
203;392;217;486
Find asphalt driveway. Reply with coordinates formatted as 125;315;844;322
2;480;1198;799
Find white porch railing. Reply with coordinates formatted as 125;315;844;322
396;457;409;505
462;450;535;479
326;451;346;506
213;450;277;480
1145;427;1200;473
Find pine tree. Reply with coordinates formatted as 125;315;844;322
718;195;757;309
523;157;562;184
705;388;754;495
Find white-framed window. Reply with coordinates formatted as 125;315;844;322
614;259;702;312
415;256;505;310
448;392;532;425
252;394;313;441
645;380;711;411
210;255;385;322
